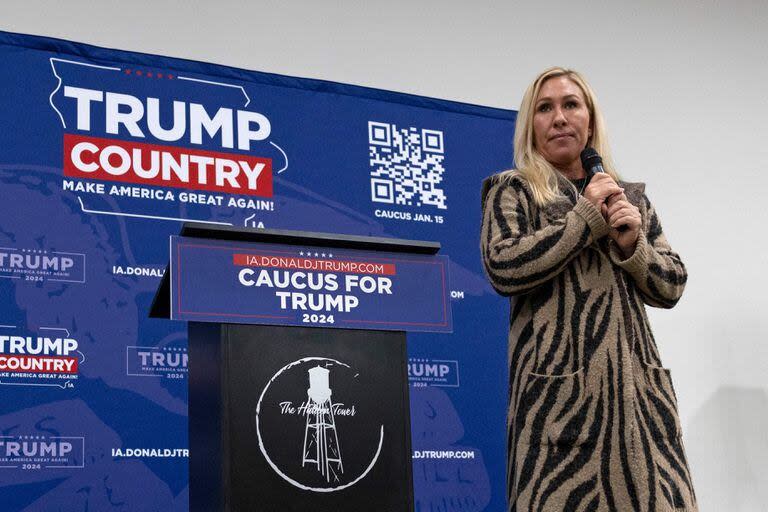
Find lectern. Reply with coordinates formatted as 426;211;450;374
151;224;452;512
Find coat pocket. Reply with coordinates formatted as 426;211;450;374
519;367;594;447
634;361;682;439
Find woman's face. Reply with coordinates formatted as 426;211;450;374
532;76;592;171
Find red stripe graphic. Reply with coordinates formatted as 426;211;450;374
0;354;79;374
63;134;272;197
232;254;396;275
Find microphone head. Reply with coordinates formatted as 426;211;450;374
580;148;605;176
580;148;602;174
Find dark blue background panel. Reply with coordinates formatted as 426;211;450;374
0;30;516;512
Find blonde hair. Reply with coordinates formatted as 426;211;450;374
501;67;620;206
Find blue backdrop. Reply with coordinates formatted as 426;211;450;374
0;30;516;511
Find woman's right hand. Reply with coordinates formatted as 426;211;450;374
583;173;623;209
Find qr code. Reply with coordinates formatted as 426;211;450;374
368;121;447;209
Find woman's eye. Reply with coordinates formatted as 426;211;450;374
537;103;551;112
565;101;579;109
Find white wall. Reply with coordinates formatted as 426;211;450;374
4;1;766;509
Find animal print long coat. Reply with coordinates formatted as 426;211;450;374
480;172;697;511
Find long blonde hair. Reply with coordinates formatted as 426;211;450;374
502;67;620;206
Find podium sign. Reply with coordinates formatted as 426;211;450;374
191;323;413;512
170;235;452;332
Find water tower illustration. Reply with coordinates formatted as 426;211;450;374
302;365;343;481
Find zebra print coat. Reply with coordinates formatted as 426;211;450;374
480;172;697;511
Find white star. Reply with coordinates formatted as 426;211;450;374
299;251;304;256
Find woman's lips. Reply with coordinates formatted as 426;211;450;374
550;133;574;141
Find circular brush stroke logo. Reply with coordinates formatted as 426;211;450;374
255;356;384;492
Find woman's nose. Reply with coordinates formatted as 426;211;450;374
553;107;567;127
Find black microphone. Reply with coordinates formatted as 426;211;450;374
579;148;628;232
580;147;605;177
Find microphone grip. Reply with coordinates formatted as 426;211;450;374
606;195;630;232
591;166;629;233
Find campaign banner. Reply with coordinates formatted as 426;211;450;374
0;30;515;512
0;327;84;390
170;236;452;332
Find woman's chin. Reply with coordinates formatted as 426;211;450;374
546;153;580;170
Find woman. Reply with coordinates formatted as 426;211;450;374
481;67;697;511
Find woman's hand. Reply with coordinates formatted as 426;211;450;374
583;173;623;209
601;193;642;257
